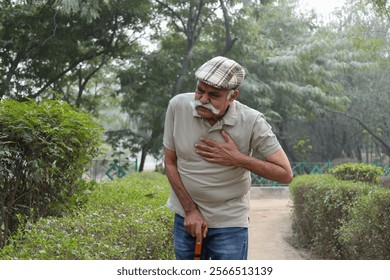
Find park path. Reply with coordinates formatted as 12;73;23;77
248;188;309;260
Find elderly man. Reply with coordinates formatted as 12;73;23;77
163;56;292;260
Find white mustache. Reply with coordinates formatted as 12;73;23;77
193;100;221;114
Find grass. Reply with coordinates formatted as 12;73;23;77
0;172;175;260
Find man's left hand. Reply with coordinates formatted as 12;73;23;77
195;130;241;166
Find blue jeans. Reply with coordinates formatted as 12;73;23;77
173;214;248;260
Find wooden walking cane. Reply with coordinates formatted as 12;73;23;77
193;234;203;260
194;224;204;260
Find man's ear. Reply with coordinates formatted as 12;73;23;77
229;90;239;101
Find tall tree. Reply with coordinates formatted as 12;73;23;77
283;0;390;163
326;0;390;161
227;0;349;161
115;52;177;171
153;0;240;97
115;0;249;170
0;0;151;107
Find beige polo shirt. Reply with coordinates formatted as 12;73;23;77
163;93;281;228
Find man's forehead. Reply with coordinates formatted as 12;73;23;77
197;81;229;93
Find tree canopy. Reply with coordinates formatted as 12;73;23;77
1;0;389;170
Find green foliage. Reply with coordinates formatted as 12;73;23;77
290;173;390;259
339;189;390;259
2;0;390;170
117;53;174;158
0;173;174;260
0;0;151;103
0;99;103;247
366;0;390;15
292;136;313;160
54;0;111;21
330;163;384;184
289;174;371;259
236;1;352;128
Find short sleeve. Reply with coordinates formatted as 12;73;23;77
250;114;281;159
163;98;176;151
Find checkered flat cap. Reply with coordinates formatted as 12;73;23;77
195;56;245;90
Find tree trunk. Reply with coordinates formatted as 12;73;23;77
138;145;148;172
218;0;237;56
172;45;195;97
170;0;238;96
330;110;390;158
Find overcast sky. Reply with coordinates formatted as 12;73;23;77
299;0;346;21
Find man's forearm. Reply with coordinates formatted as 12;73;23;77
164;147;208;237
235;151;293;184
165;163;198;214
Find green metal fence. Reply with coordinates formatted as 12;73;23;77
86;159;138;182
86;159;389;184
251;162;390;186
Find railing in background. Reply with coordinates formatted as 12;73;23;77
85;159;389;184
86;159;138;182
251;162;390;186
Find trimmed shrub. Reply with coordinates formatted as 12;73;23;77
339;189;390;259
330;163;384;184
289;174;372;259
0;172;174;260
0;99;103;247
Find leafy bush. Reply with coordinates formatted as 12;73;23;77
0;172;174;260
289;174;372;259
0;99;103;247
339;189;390;259
330;163;384;184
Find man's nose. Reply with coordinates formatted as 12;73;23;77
199;93;209;103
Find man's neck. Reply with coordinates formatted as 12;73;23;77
207;118;219;126
207;105;230;126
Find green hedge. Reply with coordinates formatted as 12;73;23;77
330;163;384;184
290;174;390;259
339;189;390;259
290;175;371;259
0;99;103;247
0;172;174;260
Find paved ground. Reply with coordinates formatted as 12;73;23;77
248;188;309;260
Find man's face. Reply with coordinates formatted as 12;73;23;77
194;81;237;121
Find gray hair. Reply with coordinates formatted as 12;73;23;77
227;89;235;100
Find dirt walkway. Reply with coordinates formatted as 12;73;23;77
248;188;309;260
